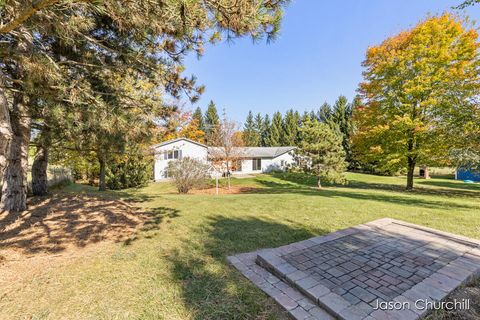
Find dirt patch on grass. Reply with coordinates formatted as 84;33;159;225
0;193;147;258
189;185;262;195
426;278;480;320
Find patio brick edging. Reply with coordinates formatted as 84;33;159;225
228;218;480;320
228;252;335;320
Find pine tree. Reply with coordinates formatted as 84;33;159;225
268;112;283;146
298;111;313;143
329;95;353;166
261;114;271;146
243;111;258;146
301;111;312;124
204;101;220;143
318;102;332;123
192;107;205;133
281;109;298;146
0;0;289;211
293;110;301;144
298;120;347;188
253;113;264;146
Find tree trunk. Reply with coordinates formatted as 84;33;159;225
406;156;415;191
98;155;106;191
226;161;231;189
0;74;12;191
1;91;30;212
317;176;322;189
31;144;49;196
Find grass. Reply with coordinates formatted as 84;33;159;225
1;172;479;319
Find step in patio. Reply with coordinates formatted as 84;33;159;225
229;218;480;320
228;251;335;320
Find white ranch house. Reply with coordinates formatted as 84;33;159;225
152;138;296;181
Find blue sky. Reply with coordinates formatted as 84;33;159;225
183;0;480;123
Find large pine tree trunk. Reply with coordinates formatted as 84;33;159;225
0;74;12;191
98;155;107;191
1;28;32;211
31;127;51;196
31;144;49;196
1;91;30;212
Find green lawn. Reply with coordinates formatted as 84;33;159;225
1;172;479;319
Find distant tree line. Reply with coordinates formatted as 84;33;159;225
238;95;355;168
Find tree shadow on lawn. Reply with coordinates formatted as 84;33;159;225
0;192;179;255
347;179;480;199
166;216;328;320
416;179;480;192
63;183;162;204
250;179;478;211
123;206;180;245
268;172;480;199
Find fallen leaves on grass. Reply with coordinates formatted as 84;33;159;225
0;193;147;257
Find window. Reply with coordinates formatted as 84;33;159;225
252;158;261;171
280;160;285;167
164;150;182;160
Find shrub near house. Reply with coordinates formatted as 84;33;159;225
167;157;210;193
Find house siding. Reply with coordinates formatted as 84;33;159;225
153;140;208;181
237;152;295;174
153;138;296;180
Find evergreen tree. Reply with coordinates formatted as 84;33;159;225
298;120;347;188
261;114;271;147
0;0;290;212
293;110;301;144
294;110;301;122
318;102;332;123
192;107;205;133
268;111;283;146
329;95;353;167
298;111;313;143
301;111;312;124
281;109;298;146
204;101;220;143
243;110;259;146
106;148;153;190
253;113;264;146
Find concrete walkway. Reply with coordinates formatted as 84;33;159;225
228;218;480;320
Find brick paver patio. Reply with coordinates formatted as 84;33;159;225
228;218;480;320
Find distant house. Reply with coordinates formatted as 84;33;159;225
152;138;296;181
456;167;480;182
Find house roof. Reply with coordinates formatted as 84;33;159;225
208;146;296;158
152;138;296;158
152;137;207;149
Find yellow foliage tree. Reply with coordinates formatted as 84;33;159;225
162;110;205;144
354;14;480;190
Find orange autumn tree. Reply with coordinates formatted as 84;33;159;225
163;110;205;143
353;14;480;190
